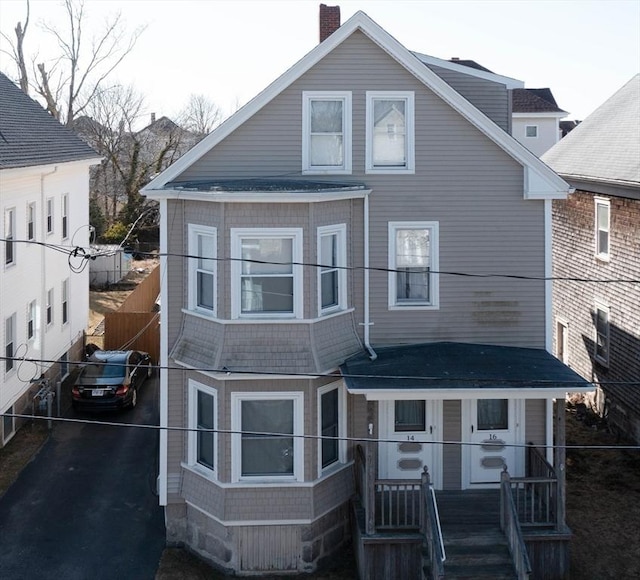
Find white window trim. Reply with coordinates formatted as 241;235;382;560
187;379;218;479
593;300;610;366
388;221;440;310
525;125;538;138
188;224;217;317
317;381;347;478
61;194;69;240
594;198;610;261
317;224;347;316
27;202;36;241
555;317;569;365
46;197;54;235
366;91;415;174
4;207;16;267
27;300;36;341
230;227;304;320
61;278;69;326
302;91;352;175
46;288;54;327
231;391;304;483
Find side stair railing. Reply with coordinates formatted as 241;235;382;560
420;467;445;580
501;468;533;580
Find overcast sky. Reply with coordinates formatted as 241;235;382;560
1;0;638;124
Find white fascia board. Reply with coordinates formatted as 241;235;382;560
0;157;102;178
141;10;568;200
412;52;524;89
348;385;594;400
144;187;371;203
512;112;568;119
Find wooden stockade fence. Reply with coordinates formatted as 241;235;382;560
103;265;160;363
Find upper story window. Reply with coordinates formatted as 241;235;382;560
318;382;346;475
595;198;610;260
302;91;352;174
61;194;69;239
5;313;16;374
231;228;303;319
46;198;54;235
27;300;36;341
62;278;69;325
525;125;538;138
27;202;36;241
594;301;610;366
317;224;347;315
188;380;217;478
4;208;15;266
188;224;216;316
388;221;439;310
366;91;415;174
231;391;304;483
46;288;54;326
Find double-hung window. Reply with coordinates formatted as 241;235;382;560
389;222;439;309
594;302;610;366
188;224;216;316
318;382;345;475
61;194;68;239
62;279;69;325
27;202;36;241
302;91;351;174
27;300;36;340
231;228;303;319
5;313;16;373
231;392;304;482
188;380;217;477
4;208;15;266
595;198;610;260
46;288;54;326
366;91;415;173
46;198;54;235
318;224;347;315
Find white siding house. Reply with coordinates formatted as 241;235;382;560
0;73;101;445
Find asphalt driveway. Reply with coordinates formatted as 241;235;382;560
0;375;165;580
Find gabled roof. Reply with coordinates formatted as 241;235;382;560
0;73;100;170
542;74;640;193
448;58;494;73
142;11;569;201
512;88;566;114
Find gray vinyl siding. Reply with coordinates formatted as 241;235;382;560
442;400;462;489
173;30;546;350
525;399;547;446
424;63;511;132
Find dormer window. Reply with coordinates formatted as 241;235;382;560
302;92;352;174
525;125;538;138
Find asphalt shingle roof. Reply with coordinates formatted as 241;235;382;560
512;88;566;113
340;342;592;391
542;74;640;188
0;73;99;169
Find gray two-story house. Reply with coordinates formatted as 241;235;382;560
142;9;590;578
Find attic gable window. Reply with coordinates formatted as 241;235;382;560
302;91;352;174
366;91;415;174
525;125;538;138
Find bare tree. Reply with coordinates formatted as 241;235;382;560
78;84;192;229
1;0;144;125
0;0;30;93
178;93;223;138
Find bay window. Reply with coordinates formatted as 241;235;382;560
188;224;216;316
188;380;217;476
318;224;346;314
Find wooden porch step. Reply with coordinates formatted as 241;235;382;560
441;563;517;580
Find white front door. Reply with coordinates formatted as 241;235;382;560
378;400;440;487
464;399;524;487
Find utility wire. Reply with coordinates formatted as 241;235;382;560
4;412;640;451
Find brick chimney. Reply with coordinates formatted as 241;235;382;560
319;4;340;42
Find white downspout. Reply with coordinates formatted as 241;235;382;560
544;199;553;353
363;193;377;360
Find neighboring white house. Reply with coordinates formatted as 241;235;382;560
512;88;568;157
0;73;101;445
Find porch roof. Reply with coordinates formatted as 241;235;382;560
341;342;593;398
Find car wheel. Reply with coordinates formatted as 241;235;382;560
130;387;138;409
